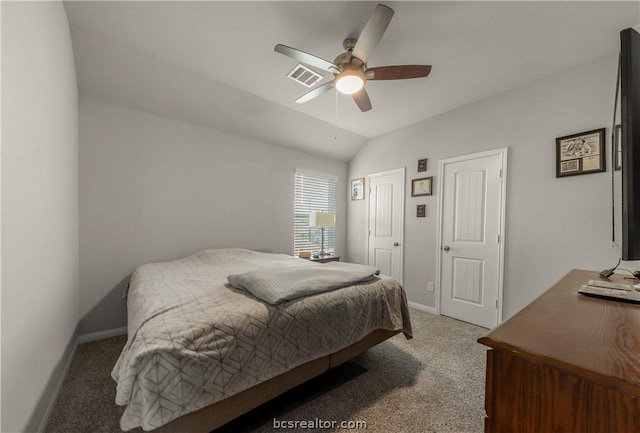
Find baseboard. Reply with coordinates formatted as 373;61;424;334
36;326;127;431
77;326;127;344
35;327;79;433
408;301;437;315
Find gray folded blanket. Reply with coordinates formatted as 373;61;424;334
227;262;380;304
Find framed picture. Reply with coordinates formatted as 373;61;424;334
556;128;606;177
418;158;428;172
411;177;433;197
351;178;364;201
417;204;426;217
614;124;622;171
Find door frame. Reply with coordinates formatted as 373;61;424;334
366;167;405;284
435;148;508;324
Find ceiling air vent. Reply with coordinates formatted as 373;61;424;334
287;64;324;88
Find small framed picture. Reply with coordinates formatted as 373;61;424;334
351;178;365;201
614;124;622;171
417;204;426;218
418;158;428;172
556;128;606;177
411;177;433;197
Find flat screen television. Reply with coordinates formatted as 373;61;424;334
613;27;640;260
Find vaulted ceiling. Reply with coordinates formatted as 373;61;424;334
64;1;639;161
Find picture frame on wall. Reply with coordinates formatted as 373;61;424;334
556;128;606;177
351;178;365;200
418;158;428;172
417;204;426;217
411;177;433;197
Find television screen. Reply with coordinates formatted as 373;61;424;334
613;27;640;260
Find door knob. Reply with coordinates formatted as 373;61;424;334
442;245;450;251
393;242;399;246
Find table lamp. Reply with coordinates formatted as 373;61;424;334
309;211;335;256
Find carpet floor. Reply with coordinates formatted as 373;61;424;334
46;308;488;433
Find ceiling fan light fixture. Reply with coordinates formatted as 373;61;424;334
335;70;365;95
275;5;431;112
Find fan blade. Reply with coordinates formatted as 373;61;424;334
352;4;394;63
274;44;339;73
352;87;372;112
366;65;432;80
295;82;334;104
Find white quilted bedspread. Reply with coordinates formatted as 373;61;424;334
112;248;412;431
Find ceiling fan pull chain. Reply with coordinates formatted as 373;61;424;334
335;86;339;121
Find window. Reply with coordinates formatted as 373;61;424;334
294;170;337;256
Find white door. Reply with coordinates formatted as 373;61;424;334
437;149;507;328
367;168;405;283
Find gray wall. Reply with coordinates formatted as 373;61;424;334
1;2;80;431
348;54;637;319
79;97;348;334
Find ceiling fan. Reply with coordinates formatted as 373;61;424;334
274;4;431;112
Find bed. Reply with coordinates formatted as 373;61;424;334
112;248;412;432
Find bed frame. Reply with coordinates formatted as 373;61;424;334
153;329;400;433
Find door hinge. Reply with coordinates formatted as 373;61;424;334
495;299;499;309
499;169;503;178
497;234;500;243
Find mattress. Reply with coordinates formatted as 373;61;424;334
112;248;412;431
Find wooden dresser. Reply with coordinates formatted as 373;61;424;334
478;269;640;433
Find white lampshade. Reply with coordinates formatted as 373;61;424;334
309;211;335;228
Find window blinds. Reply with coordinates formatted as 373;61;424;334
294;171;337;256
